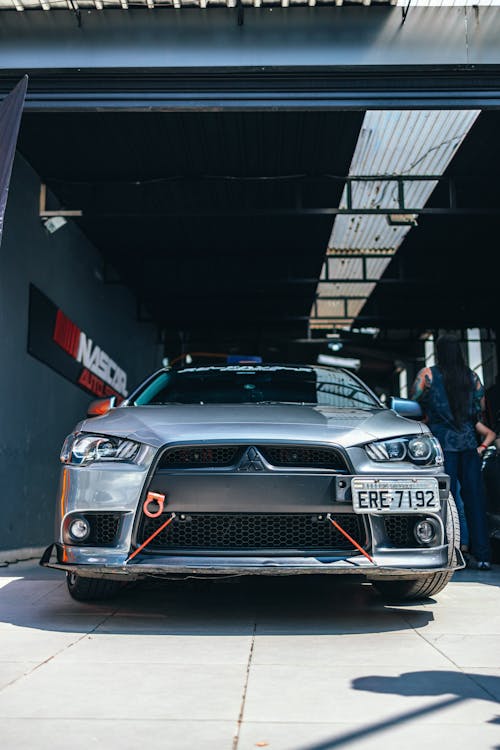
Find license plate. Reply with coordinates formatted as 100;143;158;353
351;478;440;514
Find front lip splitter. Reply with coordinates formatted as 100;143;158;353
40;543;464;579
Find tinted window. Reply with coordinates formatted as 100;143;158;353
134;366;378;410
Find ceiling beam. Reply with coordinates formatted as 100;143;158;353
66;206;500;217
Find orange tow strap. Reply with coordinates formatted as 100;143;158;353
326;513;374;564
126;512;176;563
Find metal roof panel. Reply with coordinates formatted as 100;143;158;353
312;109;479;328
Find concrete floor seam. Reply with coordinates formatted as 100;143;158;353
0;606;119;696
31;581;65;605
401;611;500;705
232;619;257;750
402;614;460;664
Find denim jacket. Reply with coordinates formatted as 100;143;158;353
411;365;483;452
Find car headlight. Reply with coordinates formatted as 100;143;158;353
60;432;151;467
365;435;443;466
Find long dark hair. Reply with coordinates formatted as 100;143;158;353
435;334;472;426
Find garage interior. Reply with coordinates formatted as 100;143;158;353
1;2;500;552
16;107;500;395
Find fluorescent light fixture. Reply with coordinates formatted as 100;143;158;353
317;354;361;370
399;368;408;398
424;334;436;368
387;214;418;227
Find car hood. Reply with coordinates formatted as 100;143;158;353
80;403;423;449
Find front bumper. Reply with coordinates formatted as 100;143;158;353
40;542;464;580
49;459;458;580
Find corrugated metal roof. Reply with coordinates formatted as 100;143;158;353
398;0;500;5
0;0;397;11
321;257;362;280
310;109;479;330
315;299;346;318
317;282;376;298
2;0;497;9
329;110;480;252
310;319;354;330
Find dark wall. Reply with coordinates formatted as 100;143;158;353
0;154;160;552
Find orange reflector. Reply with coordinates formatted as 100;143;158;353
87;397;115;417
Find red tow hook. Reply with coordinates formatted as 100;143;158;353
326;513;375;564
143;491;166;518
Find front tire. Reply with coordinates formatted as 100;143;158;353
374;493;460;601
66;572;123;602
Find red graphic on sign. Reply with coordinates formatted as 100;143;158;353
53;309;81;358
78;368;122;402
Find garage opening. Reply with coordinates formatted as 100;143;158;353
1;4;500;556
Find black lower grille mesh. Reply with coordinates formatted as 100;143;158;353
384;517;420;548
137;513;365;552
87;514;121;546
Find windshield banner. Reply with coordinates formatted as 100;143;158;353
0;77;28;249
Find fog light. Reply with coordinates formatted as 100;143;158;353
414;519;437;545
69;517;90;542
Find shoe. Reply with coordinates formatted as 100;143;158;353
477;561;491;571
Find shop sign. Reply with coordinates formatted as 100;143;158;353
27;284;128;400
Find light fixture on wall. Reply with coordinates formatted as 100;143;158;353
39;183;82;234
328;341;344;352
43;216;67;234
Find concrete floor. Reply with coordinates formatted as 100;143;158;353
0;562;499;750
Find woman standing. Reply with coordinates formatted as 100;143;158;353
411;334;492;570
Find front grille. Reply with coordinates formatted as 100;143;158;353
159;446;239;469
157;444;347;471
385;517;417;548
137;513;366;553
259;446;346;470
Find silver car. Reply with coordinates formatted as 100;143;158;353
41;364;462;601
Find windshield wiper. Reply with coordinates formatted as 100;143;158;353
239;400;315;405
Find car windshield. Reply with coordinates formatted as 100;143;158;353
133;366;379;409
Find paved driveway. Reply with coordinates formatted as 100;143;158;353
0;562;499;750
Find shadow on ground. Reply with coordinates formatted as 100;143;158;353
0;566;440;636
293;669;500;750
1;563;498;638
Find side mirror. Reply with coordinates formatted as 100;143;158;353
388;396;423;419
87;396;116;418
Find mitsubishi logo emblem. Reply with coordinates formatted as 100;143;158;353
238;447;265;472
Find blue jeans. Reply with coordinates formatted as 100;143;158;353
444;449;491;562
